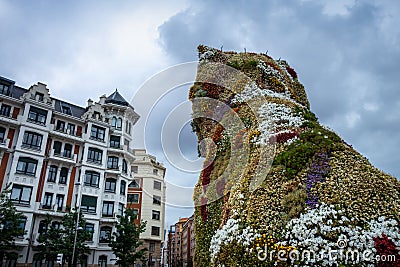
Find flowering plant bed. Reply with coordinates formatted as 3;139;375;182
190;45;400;267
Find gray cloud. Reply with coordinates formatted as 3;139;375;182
158;0;400;179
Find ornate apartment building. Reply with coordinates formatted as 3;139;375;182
0;76;166;267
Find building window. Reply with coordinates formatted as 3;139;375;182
10;184;32;204
47;165;58;182
132;166;138;173
17;217;27;235
59;167;68;184
81;195;97;213
61;105;72;115
33;254;43;267
42;192;53;209
153;195;161;206
127;194;139;203
149;242;155;252
35;92;44;101
90;125;105;141
149;242;156;252
87;147;102;164
0;127;5;142
153;169;158;175
120;180;126;195
107;156;119;169
67;123;75;135
56;120;65;132
84;171;99;187
153;180;162;190
118;203;124;217
27;106;47;125
99;227;112;243
52;221;61;230
152;210;160;221
0;84;10;96
122;160;127;174
56;194;64;211
5;253;18;267
0;104;11;117
104;178;116;193
151;226;160;236
98;255;107;267
102;202;114;217
132;209;139;219
111;117;122;130
63;143;73;158
109;135;120;148
16;157;38;176
38;220;48;235
128;179;140;188
84;223;94;241
53;141;62;155
22;131;43;150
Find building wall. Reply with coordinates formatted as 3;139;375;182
0;76;165;267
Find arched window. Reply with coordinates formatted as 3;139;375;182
116;118;122;130
111;117;117;128
99;227;112;243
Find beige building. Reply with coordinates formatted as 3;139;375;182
0;76;166;267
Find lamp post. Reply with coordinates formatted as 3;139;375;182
71;182;83;267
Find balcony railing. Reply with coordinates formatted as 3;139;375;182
0;138;10;149
49;149;77;163
50;124;82;138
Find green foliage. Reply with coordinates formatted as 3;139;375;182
226;60;258;71
273;124;342;179
109;208;147;267
0;184;26;260
194;199;223;267
36;209;90;267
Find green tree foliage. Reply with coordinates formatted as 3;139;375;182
36;209;90;267
109;208;147;267
0;184;26;263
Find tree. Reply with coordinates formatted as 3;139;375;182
0;184;26;266
109;208;147;267
36;209;90;267
36;215;61;264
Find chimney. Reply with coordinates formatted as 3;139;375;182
99;94;106;104
87;99;93;107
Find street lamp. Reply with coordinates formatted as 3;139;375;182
71;182;83;267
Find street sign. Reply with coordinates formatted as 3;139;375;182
56;253;63;264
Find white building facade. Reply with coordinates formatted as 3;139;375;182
0;76;166;267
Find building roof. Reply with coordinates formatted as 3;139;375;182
54;99;87;118
105;89;131;107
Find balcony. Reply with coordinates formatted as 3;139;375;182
0;138;10;150
49;149;77;164
49;124;82;141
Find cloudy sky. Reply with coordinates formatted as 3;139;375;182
1;0;400;227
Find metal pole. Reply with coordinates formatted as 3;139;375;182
71;182;82;267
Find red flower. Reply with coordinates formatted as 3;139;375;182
373;234;400;267
286;66;298;79
200;197;208;221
